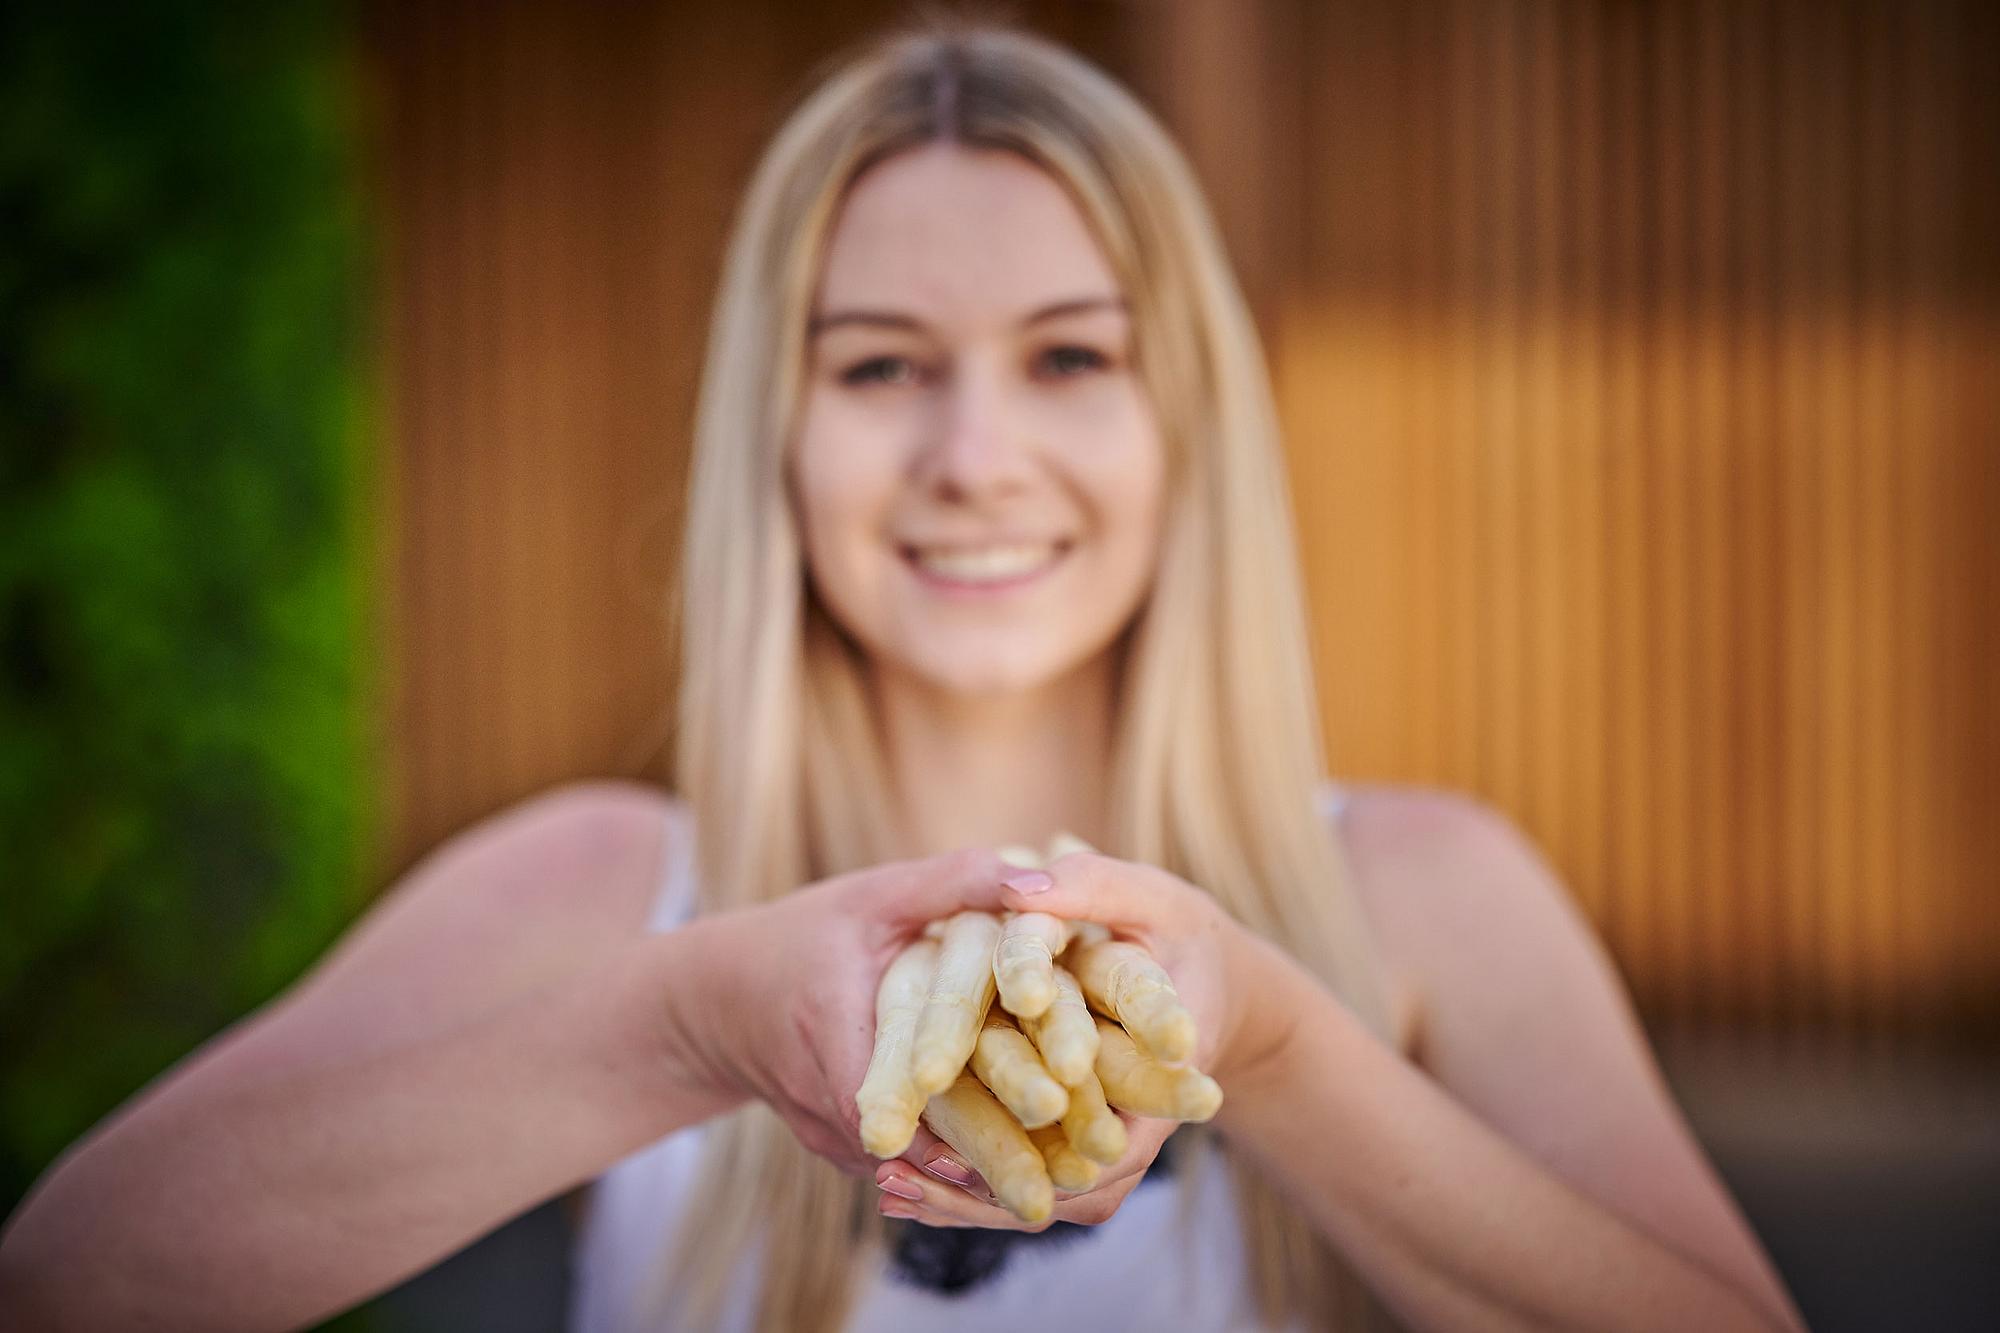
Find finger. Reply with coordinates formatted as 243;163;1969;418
1093;1018;1223;1122
1069;937;1197;1064
875;1162;1040;1231
908;911;1003;1095
1084;1112;1176;1190
1021;964;1098;1084
993;911;1067;1019
878;1159;1142;1229
892;1125;992;1197
921;1074;1055;1224
860;847;1053;927
854;938;939;1157
996;850;1181;929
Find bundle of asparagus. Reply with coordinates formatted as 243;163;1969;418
854;834;1223;1224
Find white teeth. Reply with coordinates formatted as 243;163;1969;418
912;543;1060;584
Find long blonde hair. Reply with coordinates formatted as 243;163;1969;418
660;13;1394;1331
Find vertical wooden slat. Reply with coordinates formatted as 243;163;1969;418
1647;0;1695;1027
1689;0;1734;1026
1483;0;1525;833
1949;0;1998;1040
1446;0;1485;802
1897;0;1947;1040
1401;0;1449;785
1853;1;1900;1051
1563;0;1612;931
1522;0;1567;876
1773;0;1821;1030
1813;0;1860;1033
1727;0;1782;1031
1601;0;1655;999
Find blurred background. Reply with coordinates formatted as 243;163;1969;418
2;1;1994;1329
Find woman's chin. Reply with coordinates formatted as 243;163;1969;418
892;649;1080;701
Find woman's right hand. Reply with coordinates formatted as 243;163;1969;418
666;847;1046;1176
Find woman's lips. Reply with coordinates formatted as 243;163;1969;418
901;540;1072;596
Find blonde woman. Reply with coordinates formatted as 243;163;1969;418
0;17;1804;1333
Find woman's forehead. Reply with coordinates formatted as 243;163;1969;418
813;144;1123;327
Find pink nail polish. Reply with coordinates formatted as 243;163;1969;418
923;1155;977;1186
877;1174;923;1202
1002;870;1053;895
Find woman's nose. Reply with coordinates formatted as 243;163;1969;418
914;364;1036;498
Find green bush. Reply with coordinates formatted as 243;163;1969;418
0;0;377;1215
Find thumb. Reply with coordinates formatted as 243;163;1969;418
859;847;1053;925
997;852;1165;930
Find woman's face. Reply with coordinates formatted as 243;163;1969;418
791;144;1166;698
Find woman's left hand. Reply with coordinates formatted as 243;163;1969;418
876;850;1305;1230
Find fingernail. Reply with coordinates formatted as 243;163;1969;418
923;1154;976;1186
879;1198;917;1219
877;1174;923;1202
1002;870;1053;895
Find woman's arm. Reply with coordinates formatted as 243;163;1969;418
1222;940;1800;1332
948;824;1807;1333
1267;789;1808;1333
0;783;741;1331
0;780;1025;1333
0;920;740;1332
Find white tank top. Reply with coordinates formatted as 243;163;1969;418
568;786;1352;1332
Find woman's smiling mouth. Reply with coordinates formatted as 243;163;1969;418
900;539;1073;593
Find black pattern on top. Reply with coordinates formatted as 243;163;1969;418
885;1127;1182;1294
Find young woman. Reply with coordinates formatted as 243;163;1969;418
0;19;1804;1333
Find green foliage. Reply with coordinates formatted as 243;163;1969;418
0;0;378;1213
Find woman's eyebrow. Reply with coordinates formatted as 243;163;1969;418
808;295;1126;337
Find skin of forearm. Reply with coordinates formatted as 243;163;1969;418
0;920;745;1333
1216;953;1790;1333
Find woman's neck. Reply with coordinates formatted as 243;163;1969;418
874;653;1115;859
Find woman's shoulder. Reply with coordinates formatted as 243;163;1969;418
500;779;688;922
1329;783;1588;1058
387;780;688;938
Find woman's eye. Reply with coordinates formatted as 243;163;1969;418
1039;345;1109;377
840;356;921;387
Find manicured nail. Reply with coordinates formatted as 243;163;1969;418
923;1154;976;1186
1002;870;1053;895
877;1174;923;1202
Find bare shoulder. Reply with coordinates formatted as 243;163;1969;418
430;779;687;920
1328;785;1805;1328
1332;784;1613;1062
304;779;690;991
191;781;691;1084
1337;782;1587;947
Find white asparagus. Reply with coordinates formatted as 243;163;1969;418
1057;1064;1129;1166
970;1010;1069;1128
909;911;1003;1095
1022;963;1099;1085
1069;936;1197;1065
1092;1017;1223;1122
924;1075;1055;1224
993;911;1069;1019
996;844;1045;870
1044;830;1096;861
1029;1122;1101;1192
855;938;942;1157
